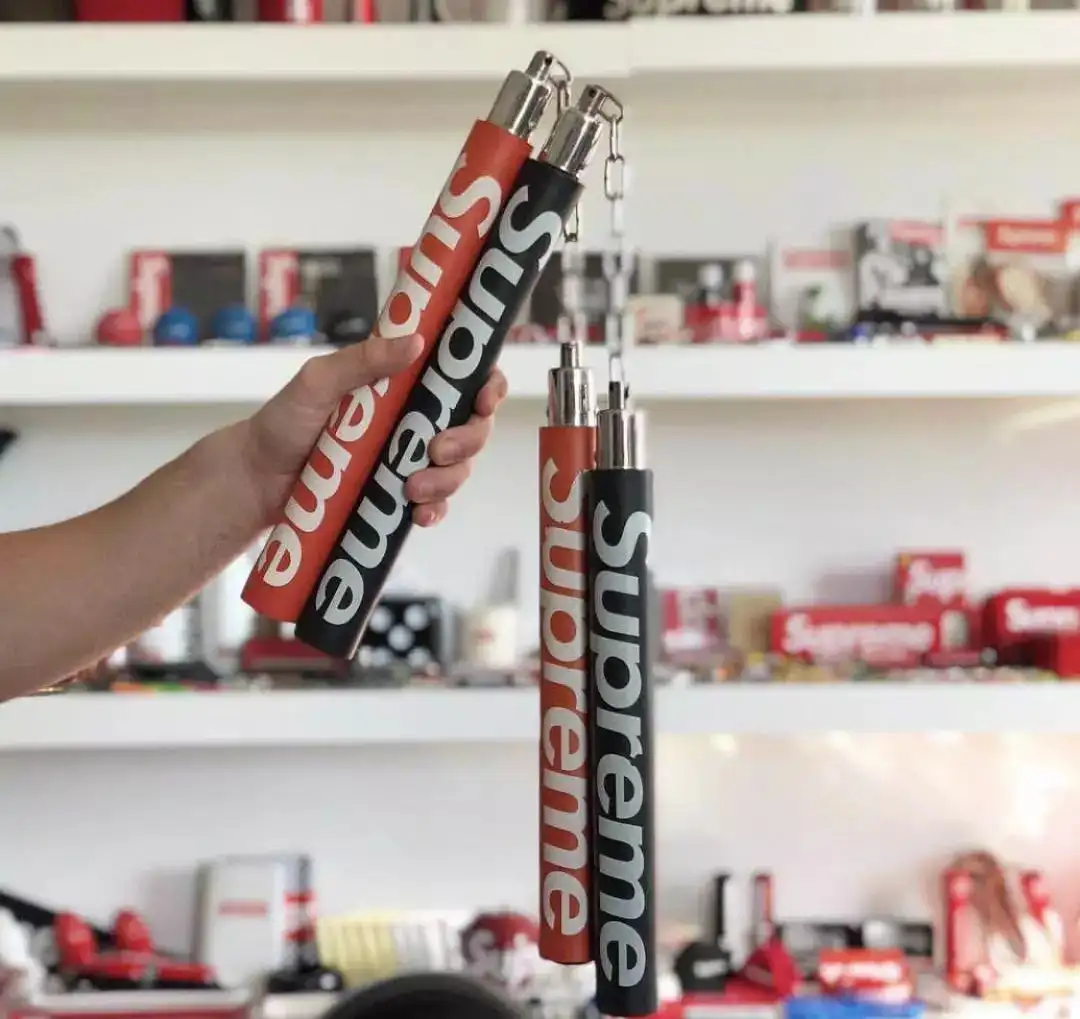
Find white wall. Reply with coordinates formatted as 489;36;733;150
5;72;1080;949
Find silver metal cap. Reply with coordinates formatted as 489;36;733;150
547;342;595;427
539;83;612;179
597;380;642;470
486;51;558;141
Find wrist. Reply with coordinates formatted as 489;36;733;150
198;420;281;533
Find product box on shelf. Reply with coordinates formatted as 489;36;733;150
129;250;247;343
950;217;1070;338
769;243;854;342
257;247;378;344
893;551;971;649
854;220;948;319
770;604;943;667
650;255;769;343
981;588;1080;655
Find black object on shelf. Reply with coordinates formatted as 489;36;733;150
0;428;17;463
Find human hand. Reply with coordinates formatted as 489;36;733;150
241;334;507;528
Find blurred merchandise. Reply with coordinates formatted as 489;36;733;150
257;0;323;19
258;249;378;345
0;0;72;18
771;245;853;342
854;220;947;320
75;0;184;17
0;227;49;347
129;251;247;344
95;307;143;346
949;217;1070;340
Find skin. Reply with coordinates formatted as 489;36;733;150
0;334;507;703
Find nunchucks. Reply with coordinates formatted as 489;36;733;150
295;84;623;659
538;99;659;1017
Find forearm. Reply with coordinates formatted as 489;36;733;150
0;422;269;701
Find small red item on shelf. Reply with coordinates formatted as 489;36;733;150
95;307;143;347
258;0;323;20
75;0;183;18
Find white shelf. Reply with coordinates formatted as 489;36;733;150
0;15;1077;88
627;12;1080;78
8;343;1080;406
1;684;1079;751
0;23;627;85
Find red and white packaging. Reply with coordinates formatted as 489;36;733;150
129;250;173;333
629;293;686;345
894;551;970;649
770;245;854;342
660;588;725;664
982;588;1080;656
257;250;299;340
951;217;1070;335
258;0;323;20
817;949;913;1004
770;604;942;667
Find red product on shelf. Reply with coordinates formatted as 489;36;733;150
982;588;1080;655
817;949;912;1003
770;604;942;668
258;0;323;20
894;550;970;649
75;0;183;18
1015;632;1080;677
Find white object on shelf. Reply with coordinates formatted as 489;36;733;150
10;344;1080;405
0;15;1076;89
1;684;1078;751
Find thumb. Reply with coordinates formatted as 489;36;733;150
287;334;425;413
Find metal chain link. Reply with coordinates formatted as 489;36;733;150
552;68;590;349
599;101;631;379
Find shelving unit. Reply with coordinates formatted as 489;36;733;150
2;683;1079;751
6;343;1080;406
0;14;1077;89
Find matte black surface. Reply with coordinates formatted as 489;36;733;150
295;159;583;658
587;467;656;1017
0;428;16;463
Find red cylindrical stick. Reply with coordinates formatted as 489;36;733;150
242;53;559;623
11;254;44;345
539;342;595;965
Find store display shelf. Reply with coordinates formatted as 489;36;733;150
0;14;1076;88
627;11;1080;79
0;23;626;85
8;343;1080;407
2;683;1080;751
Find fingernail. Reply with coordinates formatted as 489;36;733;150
412;479;432;499
438;439;460;462
418;507;436;526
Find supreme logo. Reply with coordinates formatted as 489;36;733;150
905;559;965;604
590;493;654;997
1003;598;1080;634
251;152;503;593
985;220;1066;254
780;612;937;662
311;180;564;629
539;451;591;959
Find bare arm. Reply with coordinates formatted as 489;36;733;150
0;335;508;703
0;422;265;701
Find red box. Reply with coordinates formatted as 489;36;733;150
894;550;970;649
770;604;942;668
982;588;1080;655
75;0;183;19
